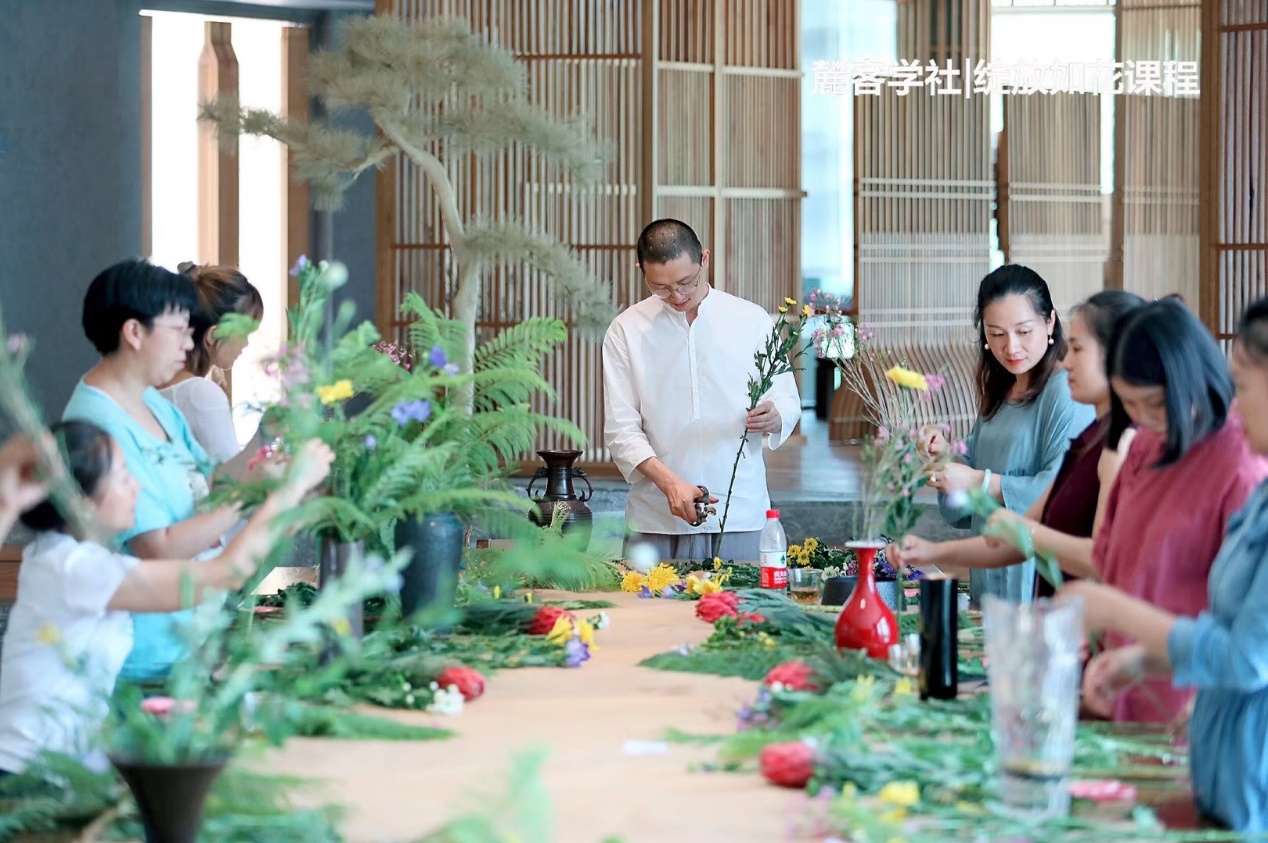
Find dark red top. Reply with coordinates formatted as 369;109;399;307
1034;418;1107;599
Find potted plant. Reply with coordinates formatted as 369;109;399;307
807;291;963;657
103;550;406;843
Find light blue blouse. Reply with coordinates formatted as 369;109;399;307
62;382;218;682
1169;480;1268;832
938;370;1095;604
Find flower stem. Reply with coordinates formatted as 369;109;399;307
712;423;754;560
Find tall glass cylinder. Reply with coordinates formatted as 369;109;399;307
982;595;1083;817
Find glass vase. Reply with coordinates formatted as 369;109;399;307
983;595;1083;817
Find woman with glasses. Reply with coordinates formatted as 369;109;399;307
603;219;801;561
61;259;270;682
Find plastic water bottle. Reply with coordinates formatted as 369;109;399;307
759;509;788;589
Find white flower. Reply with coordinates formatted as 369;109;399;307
592;612;611;630
405;694;416;705
426;686;465;716
402;682;412;692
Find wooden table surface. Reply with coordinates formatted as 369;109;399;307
257;591;1207;842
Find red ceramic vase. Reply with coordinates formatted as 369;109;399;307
834;542;899;658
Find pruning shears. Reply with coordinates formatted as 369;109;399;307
691;485;717;527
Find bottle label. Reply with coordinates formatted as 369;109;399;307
759;551;788;589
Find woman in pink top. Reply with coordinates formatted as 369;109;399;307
1091;299;1268;722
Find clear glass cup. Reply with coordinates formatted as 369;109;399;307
787;567;822;605
982;595;1084;818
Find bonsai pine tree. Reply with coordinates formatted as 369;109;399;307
200;15;616;399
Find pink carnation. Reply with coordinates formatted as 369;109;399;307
140;696;195;717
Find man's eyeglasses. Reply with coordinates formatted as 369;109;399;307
648;265;704;300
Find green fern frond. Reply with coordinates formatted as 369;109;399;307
473;317;568;373
360;442;461;512
472;368;557;410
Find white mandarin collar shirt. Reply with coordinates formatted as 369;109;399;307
602;288;802;535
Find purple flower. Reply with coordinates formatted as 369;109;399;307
6;334;27;355
926;373;945;391
364;434;377;450
661;586;677;598
563;636;590;667
638;585;653;599
391;399;432;427
289;255;310;277
429;344;447;368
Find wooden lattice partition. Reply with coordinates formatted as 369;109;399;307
831;92;993;442
999;94;1106;315
376;0;801;471
1200;0;1268;341
1109;0;1201;303
830;0;992;443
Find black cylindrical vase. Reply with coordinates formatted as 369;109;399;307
919;576;958;700
396;511;464;627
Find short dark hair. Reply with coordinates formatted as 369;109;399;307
1236;296;1268;365
82;259;199;355
974;264;1065;419
20;421;116;532
177;262;264;377
636;219;703;267
1107;299;1233;467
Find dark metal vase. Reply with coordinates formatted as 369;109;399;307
396;512;464;626
527;449;593;550
919;577;959;700
110;754;227;843
318;538;364;658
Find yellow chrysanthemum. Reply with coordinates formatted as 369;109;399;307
315;379;354;405
850;675;878;703
645;563;679;593
574;618;596;647
884;366;928;391
493;585;502;600
784;297;797;306
804;537;819;551
878;781;920;809
546;615;574;643
621;571;648;593
788;543;801;556
713;556;723;571
778;306;788;314
686;575;722;596
37;625;61;646
802;304;813;318
893;677;915;698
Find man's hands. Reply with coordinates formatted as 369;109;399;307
661;475;716;525
746;401;782;436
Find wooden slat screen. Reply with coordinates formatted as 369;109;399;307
832;0;992;443
999;94;1106;315
1200;0;1268;341
1110;0;1200;303
376;1;802;471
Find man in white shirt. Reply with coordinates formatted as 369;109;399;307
602;219;801;560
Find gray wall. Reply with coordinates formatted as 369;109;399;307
0;0;376;419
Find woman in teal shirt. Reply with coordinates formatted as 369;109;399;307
922;265;1095;604
62;260;247;681
1067;297;1268;831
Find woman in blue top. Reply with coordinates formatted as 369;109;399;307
62;260;269;681
1066;297;1268;832
922;265;1095;604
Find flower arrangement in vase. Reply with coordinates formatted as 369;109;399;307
808;291;964;657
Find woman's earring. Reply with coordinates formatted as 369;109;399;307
983;342;989;350
1047;335;1054;346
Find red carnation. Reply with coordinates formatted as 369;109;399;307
763;661;820;692
436;666;486;701
740;612;767;625
527;605;573;636
695;591;740;624
760;741;816;788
